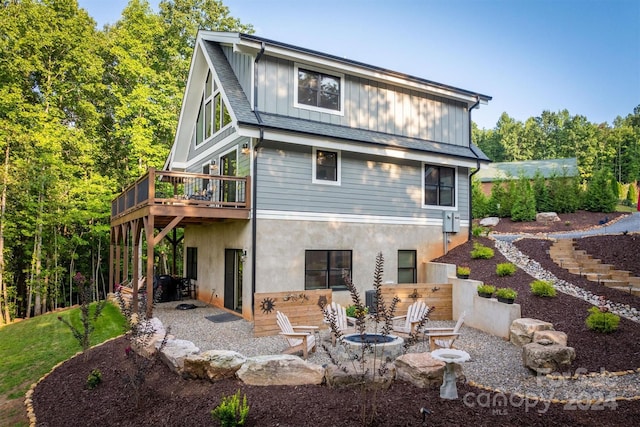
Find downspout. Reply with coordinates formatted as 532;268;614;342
467;96;481;241
251;42;265;316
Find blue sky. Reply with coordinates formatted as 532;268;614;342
78;0;640;129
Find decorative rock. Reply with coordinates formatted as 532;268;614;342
536;212;560;222
324;360;396;390
479;217;500;227
395;353;447;388
236;355;324;386
159;339;200;374
522;341;576;374
533;330;568;347
183;350;246;381
510;318;554;347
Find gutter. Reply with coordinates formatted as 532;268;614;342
250;42;265;316
467;96;481;241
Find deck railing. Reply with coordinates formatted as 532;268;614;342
111;167;250;219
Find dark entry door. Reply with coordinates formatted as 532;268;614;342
224;249;243;312
220;151;237;203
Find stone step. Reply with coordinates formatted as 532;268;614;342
586;272;613;281
610;271;631;280
598;279;629;288
627;277;640;285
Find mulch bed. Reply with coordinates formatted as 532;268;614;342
30;211;640;426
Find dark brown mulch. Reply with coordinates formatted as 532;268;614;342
32;336;640;427
574;234;640;278
31;211;640;426
486;211;627;235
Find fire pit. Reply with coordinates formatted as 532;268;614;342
340;333;404;361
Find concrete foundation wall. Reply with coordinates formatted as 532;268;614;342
427;261;521;339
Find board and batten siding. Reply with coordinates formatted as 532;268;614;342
254;56;469;146
256;142;469;221
221;45;252;104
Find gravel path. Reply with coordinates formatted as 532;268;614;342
153;299;640;403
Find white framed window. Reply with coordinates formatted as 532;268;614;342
422;164;457;209
312;147;341;185
294;63;344;115
195;70;232;146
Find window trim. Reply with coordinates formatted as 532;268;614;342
312;147;341;186
195;70;233;147
294;63;344;116
397;250;417;284
304;249;352;291
422;163;458;210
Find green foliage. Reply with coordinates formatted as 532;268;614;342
457;266;471;276
57;273;106;354
471;242;494;259
529;280;557;297
495;287;518;300
627;183;637;206
86;369;102;390
496;263;517;276
533;171;553;212
548;171;581;213
586;306;620;333
584;168;618;213
0;303;125;401
510;174;536;221
477;284;496;295
345;304;368;318
471;175;490;218
472;225;488;237
211;389;250;427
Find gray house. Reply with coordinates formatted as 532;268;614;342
110;31;491;320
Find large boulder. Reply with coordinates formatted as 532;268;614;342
536;212;560;223
324;360;396;390
159;339;200;374
479;217;500;227
236;355;324;386
533;330;568;347
510;318;554;347
183;350;246;381
395;353;447;388
522;340;576;374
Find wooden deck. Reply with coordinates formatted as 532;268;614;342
110;168;251;227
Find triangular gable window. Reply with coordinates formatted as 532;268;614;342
195;70;231;146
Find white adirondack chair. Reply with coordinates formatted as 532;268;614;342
424;311;466;351
276;311;318;359
391;301;429;336
323;302;356;346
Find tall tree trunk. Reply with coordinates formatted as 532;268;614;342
30;189;44;316
0;144;10;324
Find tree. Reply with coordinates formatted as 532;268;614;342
532;171;552;213
584;168;617;213
510;175;536;222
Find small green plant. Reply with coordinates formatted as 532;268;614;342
496;263;517;276
457;266;470;277
86;369;102;390
530;280;557;297
472;225;486;237
477;284;496;295
495;287;517;300
471;242;494;259
211;389;250;427
345;304;369;318
564;221;571;227
586;306;620;333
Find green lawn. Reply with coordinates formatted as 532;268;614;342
616;204;637;213
0;302;126;402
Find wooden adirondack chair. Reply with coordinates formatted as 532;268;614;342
276;311;318;359
391;301;429;336
323;302;356;346
424;311;466;351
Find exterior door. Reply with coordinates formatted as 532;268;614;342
224;249;243;312
220;151;237;202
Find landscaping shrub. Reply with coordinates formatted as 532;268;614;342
471;176;490;219
495;287;517;301
584;168;617;213
586;306;620;333
510;175;536;221
477;284;496;295
211;389;250;427
472;225;487;237
345;304;368;318
86;369;102;390
496;263;517;276
548;171;581;213
530;280;557;297
471;242;494;259
533;171;552;212
627;183;637;207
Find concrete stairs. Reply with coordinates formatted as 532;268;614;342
549;239;640;296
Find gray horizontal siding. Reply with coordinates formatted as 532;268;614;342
256;57;468;146
257;142;469;220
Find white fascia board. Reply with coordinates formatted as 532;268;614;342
237;125;477;168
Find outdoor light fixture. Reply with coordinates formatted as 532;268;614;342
241;143;250;155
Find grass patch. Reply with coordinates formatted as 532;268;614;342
615;204;635;213
0;302;126;401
